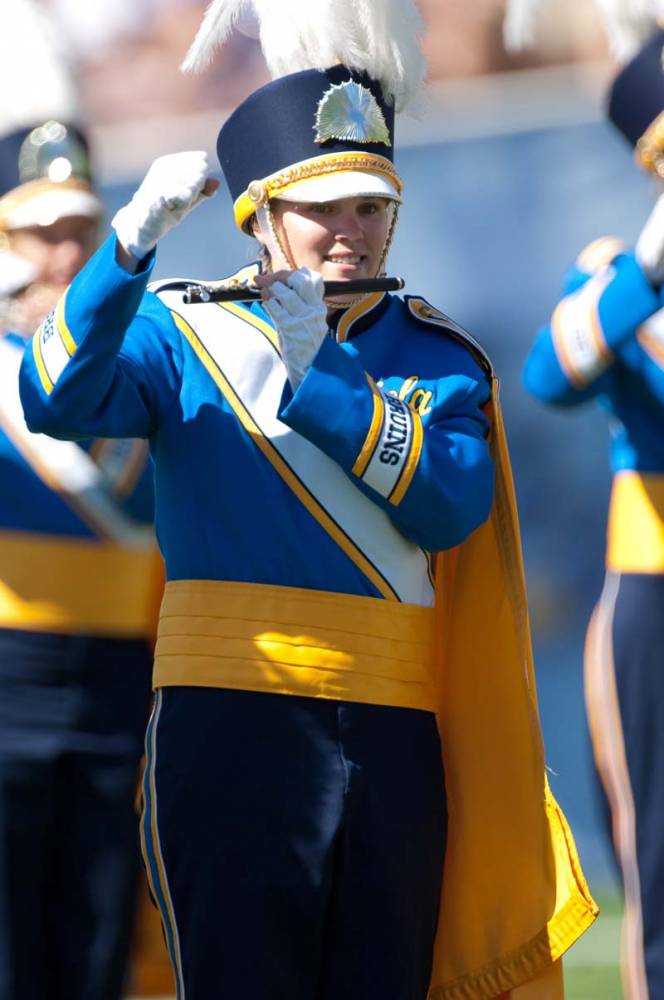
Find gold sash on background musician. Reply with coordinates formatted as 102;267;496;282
0;335;162;637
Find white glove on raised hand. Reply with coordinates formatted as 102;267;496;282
636;191;664;287
262;268;328;390
112;151;216;261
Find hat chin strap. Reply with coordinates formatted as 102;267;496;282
255;204;295;272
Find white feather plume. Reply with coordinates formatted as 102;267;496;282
594;0;664;58
502;0;545;51
180;0;252;72
182;0;425;112
503;0;664;58
0;0;81;136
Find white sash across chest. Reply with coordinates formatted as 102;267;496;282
159;290;434;607
0;335;153;548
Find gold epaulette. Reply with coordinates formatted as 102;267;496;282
406;296;493;376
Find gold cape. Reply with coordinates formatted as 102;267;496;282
429;376;597;999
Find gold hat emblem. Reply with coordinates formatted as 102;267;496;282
314;80;391;146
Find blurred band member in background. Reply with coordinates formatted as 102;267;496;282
0;88;163;1000
523;21;664;1000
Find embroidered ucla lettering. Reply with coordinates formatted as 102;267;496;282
32;293;77;395
551;268;614;386
390;374;433;415
377;376;433;416
409;387;433;415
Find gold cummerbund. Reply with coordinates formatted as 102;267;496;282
0;529;161;637
607;471;664;573
154;579;438;712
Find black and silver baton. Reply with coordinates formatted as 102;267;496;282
182;276;405;304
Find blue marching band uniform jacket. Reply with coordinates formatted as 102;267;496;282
0;328;159;638
524;236;664;574
19;234;598;998
19;234;494;709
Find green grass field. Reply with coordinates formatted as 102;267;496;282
564;891;622;999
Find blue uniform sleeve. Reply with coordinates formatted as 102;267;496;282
523;249;660;408
617;319;664;404
279;335;493;552
20;234;183;440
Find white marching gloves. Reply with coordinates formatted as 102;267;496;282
262;268;329;390
112;151;215;261
636;191;664;287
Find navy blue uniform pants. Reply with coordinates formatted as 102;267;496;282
142;687;447;1000
0;628;153;1000
585;572;664;999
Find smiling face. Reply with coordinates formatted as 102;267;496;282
268;195;393;282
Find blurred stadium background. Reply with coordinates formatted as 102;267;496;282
27;1;655;994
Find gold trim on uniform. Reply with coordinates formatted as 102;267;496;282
217;300;279;350
153;579;437;711
336;292;384;343
390;408;423;506
606;470;664;572
32;290;76;395
352;373;385;477
54;292;77;356
140;691;186;995
32;330;53;394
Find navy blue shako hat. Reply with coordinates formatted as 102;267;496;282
217;64;402;233
0;120;102;230
608;28;664;176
